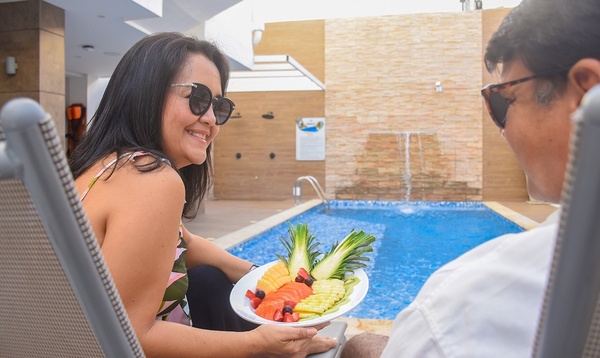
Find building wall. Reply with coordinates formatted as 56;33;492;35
208;10;525;202
214;20;326;200
213;91;325;200
0;0;65;142
325;12;483;201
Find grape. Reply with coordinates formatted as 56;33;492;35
283;305;294;315
255;289;265;299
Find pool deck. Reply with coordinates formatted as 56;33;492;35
186;198;558;339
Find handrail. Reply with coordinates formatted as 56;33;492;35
293;176;330;213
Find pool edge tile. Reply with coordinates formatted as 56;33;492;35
213;199;323;249
483;201;540;230
336;317;394;339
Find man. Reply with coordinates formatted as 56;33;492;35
341;0;600;356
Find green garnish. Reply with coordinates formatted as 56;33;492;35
310;229;375;280
276;223;321;280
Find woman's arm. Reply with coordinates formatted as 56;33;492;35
182;226;254;283
142;319;336;358
79;162;337;357
93;164;186;339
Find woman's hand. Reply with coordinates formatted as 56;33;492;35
182;226;254;282
249;322;339;357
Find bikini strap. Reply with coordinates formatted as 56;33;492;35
80;151;152;201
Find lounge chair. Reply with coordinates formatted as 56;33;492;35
0;98;144;357
310;320;347;358
533;85;600;357
0;97;346;358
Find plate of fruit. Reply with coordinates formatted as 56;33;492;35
230;223;375;326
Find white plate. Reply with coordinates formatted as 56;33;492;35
230;260;369;327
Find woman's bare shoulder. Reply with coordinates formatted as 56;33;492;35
79;156;185;214
103;160;185;243
118;159;185;204
76;155;185;246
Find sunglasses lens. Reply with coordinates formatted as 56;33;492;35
190;86;211;116
488;91;508;128
213;99;233;125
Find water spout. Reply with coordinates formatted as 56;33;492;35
417;133;425;200
394;130;436;201
401;132;412;201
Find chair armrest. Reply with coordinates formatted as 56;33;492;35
308;321;348;358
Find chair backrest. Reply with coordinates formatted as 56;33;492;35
0;98;144;357
533;85;600;357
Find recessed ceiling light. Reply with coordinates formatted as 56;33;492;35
82;45;95;52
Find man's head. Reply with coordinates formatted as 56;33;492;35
483;0;600;203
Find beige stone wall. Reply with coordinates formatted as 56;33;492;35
214;90;325;200
325;12;484;200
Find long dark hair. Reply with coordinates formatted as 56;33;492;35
69;32;230;219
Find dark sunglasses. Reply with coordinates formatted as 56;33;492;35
170;82;235;125
481;68;568;129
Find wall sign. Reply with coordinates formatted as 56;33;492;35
296;117;326;161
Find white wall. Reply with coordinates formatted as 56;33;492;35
66;75;109;126
87;76;110;124
66;76;86;105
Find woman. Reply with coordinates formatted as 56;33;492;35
69;32;337;357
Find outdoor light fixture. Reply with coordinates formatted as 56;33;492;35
252;28;264;46
460;0;471;11
262;112;275;119
435;81;443;93
251;1;265;47
5;56;17;75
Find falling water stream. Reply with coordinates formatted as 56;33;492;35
396;131;436;201
401;132;412;201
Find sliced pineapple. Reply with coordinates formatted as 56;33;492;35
256;261;291;294
276;223;321;281
311;229;375;280
252;224;376;323
294;279;346;315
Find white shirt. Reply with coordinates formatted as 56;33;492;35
381;210;560;358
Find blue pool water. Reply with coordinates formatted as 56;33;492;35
228;201;525;320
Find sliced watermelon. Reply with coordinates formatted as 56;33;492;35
254;282;313;321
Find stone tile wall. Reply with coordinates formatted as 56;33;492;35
325;12;486;200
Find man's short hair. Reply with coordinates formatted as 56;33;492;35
484;0;600;103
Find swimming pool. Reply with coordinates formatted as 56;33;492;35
228;200;525;320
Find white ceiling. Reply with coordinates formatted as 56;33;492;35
45;0;244;78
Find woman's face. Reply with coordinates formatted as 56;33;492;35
162;54;222;169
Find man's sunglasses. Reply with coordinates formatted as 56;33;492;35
171;83;235;125
481;68;568;129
